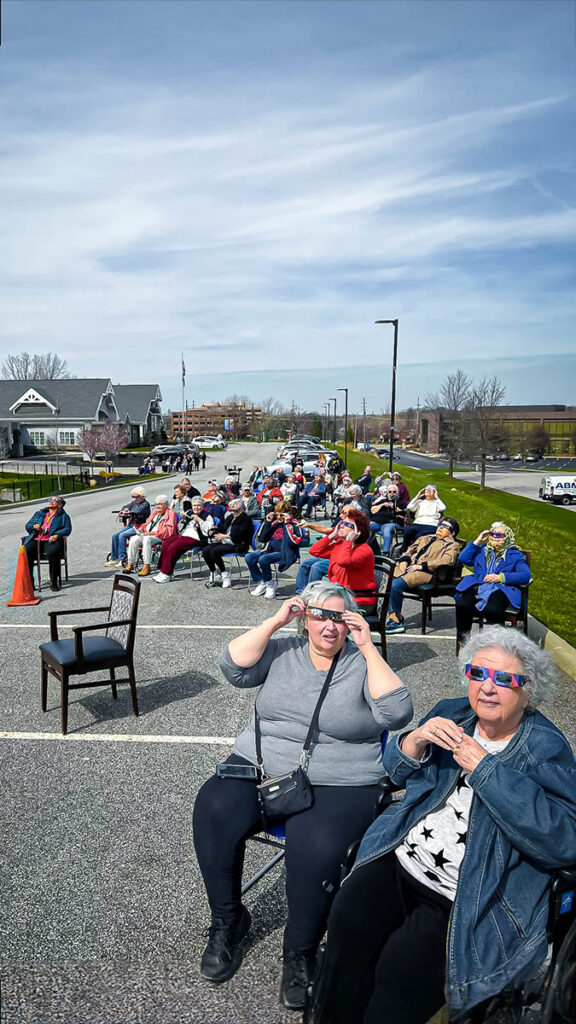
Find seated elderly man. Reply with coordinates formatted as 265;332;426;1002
297;474;327;517
386;517;460;633
124;494;178;576
240;484;260;518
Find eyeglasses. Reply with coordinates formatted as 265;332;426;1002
339;520;354;530
438;522;453;532
465;664;526;688
306;607;346;623
490;531;506;539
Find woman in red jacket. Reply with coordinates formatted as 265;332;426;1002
308;508;377;607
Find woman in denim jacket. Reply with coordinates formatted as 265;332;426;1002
314;625;576;1023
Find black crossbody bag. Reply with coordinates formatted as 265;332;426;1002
254;649;341;827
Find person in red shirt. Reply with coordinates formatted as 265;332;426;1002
308;508;376;608
256;475;283;515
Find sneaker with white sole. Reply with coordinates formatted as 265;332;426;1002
264;582;277;599
221;572;232;589
250;581;267;597
153;572;171;584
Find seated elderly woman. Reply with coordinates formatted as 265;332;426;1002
402;484;446;551
170;483;192;519
313;625;576;1024
455;522;530;644
306;508;377;608
200;498;254;589
153;497;215;583
105;486;150;568
297;473;327;517
256;475;283;515
247;500;302;599
296;504;356;594
24;495;72;591
192;582;414;1009
239;484;260;518
124;494;178;576
369;482;406;554
386;518;460;633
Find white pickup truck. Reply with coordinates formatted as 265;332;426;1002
539;475;576;505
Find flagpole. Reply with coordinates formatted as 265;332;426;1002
181;351;186;441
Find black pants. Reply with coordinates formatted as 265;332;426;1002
314;851;451;1024
192;756;379;955
26;538;63;587
199;542;238;573
455;587;509;641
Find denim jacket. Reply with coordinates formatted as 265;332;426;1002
354;697;576;1014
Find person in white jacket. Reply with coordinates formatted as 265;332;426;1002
402;484;446;551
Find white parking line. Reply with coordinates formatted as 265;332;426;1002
0;623;455;638
0;730;235;745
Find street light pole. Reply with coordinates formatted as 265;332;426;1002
330;398;337;448
323;403;330;443
337;387;349;468
375;318;399;475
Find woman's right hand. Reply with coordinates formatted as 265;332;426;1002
474;529;491;544
401;716;464;759
272;597;306;628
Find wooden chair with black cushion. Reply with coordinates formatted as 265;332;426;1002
39;574;141;735
455;550;532;654
401;538;467;635
354;554;395;659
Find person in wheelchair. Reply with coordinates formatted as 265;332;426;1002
313;626;576;1024
192;581;414;1009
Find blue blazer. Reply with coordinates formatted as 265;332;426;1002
24;507;72;546
456;542;530;609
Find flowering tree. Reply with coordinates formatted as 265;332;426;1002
99;423;130;468
77;426;102;471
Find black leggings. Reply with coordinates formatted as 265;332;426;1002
199;542;238;573
455;587;509;641
314;851;451;1024
192;755;379;955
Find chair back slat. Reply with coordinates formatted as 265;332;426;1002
106;577;140;650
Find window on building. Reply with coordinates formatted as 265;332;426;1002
59;431;76;445
29;431;46;446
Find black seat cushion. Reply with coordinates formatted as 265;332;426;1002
39;637;127;666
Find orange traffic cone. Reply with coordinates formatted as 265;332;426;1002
6;545;41;606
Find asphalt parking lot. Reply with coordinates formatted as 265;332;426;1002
1;443;575;1024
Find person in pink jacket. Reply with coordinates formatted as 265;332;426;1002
124;494;178;576
308;508;377;608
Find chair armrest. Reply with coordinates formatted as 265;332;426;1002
73;619;133;661
48;606;110;640
375;776;403;818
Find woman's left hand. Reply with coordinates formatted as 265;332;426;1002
452;734;488;773
342;611;372;647
483;573;501;583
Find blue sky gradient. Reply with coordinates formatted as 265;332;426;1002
1;0;575;414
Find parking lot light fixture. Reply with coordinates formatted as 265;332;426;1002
375;319;399;475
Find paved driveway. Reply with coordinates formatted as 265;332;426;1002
1;443;574;1024
456;468;576;511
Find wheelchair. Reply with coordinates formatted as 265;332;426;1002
304;778;576;1024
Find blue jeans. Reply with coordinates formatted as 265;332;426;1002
388;576;408;619
295;557;330;593
245;550;282;583
370;522;396;553
111;525;136;560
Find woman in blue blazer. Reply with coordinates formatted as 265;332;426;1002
454;522;530;643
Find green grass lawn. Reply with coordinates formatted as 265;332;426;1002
340;447;576;647
0;471;144;505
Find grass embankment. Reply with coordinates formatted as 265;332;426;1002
0;472;144;505
340;448;576;648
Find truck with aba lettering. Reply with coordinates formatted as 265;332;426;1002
539;475;576;505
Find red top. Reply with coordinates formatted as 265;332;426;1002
37;511;56;540
257;486;283;507
309;536;377;607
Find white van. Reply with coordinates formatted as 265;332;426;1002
539;475;576;505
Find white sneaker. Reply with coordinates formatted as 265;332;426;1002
250;581;267;597
264;582;277;599
153;572;171;584
221;572;232;589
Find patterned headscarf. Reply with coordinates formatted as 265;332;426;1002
485;523;516;562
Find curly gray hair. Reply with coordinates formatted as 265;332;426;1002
300;580;358;612
458;625;556;706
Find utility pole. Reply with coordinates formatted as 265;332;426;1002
416;396;421;447
362;397;367;448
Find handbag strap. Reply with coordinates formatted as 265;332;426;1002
254;648;342;777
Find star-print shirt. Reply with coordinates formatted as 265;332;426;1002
395;727;510;900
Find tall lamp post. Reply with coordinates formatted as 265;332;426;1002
337;387;349;468
323;402;330;443
330;397;337;448
375;318;399;475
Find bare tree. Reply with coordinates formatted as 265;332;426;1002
2;352;72;379
77;426;102;472
99;423;130;469
259;396;289;441
464;377;507;488
426;370;473;478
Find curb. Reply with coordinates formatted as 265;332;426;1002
528;615;576;682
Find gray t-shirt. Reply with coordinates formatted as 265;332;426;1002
220;636;413;786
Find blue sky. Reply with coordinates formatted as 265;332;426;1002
1;0;575;415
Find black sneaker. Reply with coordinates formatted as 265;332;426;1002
280;950;315;1010
200;906;251;983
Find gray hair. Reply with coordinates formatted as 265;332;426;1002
425;483;438;494
458;625;556;707
300;580;358;612
154;494;170;506
348;485;362;498
228;498;243;511
131;485;147;498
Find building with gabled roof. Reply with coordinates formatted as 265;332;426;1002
113;384;163;444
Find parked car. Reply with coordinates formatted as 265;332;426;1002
150;444;195;457
512;453;524;461
192;435;227;450
374;448;390;459
525;453;542;462
498;453;510;461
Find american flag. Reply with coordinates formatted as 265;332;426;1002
182;358;186;384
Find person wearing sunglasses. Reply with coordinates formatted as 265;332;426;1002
24;495;72;591
123;494;178;576
313;625;576;1024
454;522;530;644
386;518;460;633
307;507;377;608
193;580;413;1009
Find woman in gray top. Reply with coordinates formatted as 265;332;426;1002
193;580;413;1010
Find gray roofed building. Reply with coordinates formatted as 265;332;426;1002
112;384;163;444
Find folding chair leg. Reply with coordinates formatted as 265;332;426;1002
41;659;48;712
110;667;118;700
128;662;139;717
